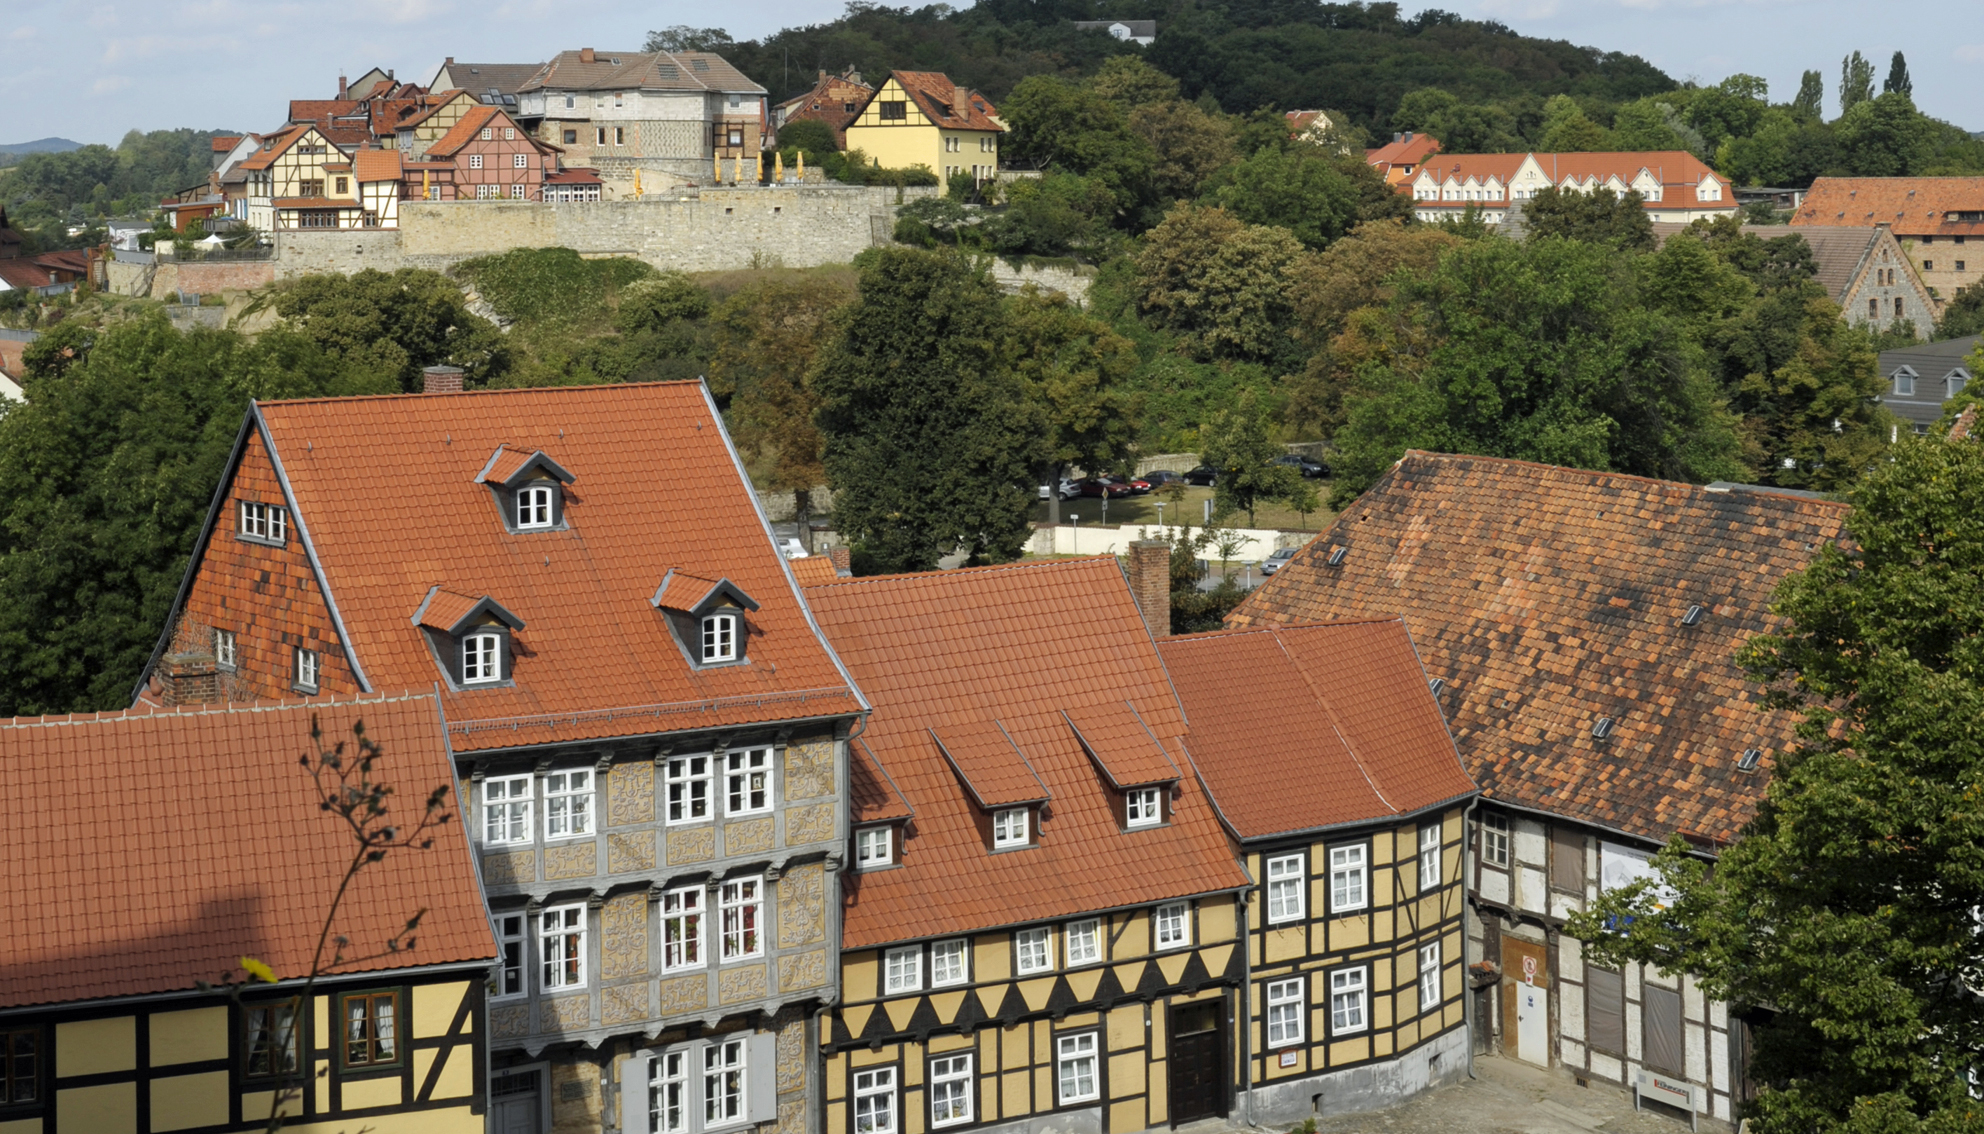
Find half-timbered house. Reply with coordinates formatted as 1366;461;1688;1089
416;105;564;201
842;73;1004;185
236;124;356;232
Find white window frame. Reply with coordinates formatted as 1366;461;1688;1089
992;808;1028;848
238;500;287;543
1265;977;1304;1048
852;1066;896;1134
855;827;893;868
1330;966;1368;1034
463;632;502;684
1014;927;1051;974
1419;824;1442;891
1065;919;1100;966
1418;941;1441;1013
494;912;526;999
703;1038;745;1128
212;628;237;670
511;183;526;200
294;647;319;691
650;1049;689;1134
929;1053;972;1127
544;768;594;839
702;613;739;663
1330;844;1368;913
724;748;772;815
1265;853;1305;924
930;938;968;987
517;484;554;528
1055;1033;1099;1103
1482;812;1510;868
1154;902;1190;949
483;774;533;845
1895;372;1916;396
541;903;587;990
719;876;763;961
885;946;922;994
513;152;528;168
1126;787;1162;828
481;127;493;141
666;755;712;825
469;153;484;169
661;885;705;972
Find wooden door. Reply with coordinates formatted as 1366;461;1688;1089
1500;937;1550;1067
1168;1000;1226;1125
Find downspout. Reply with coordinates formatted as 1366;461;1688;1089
1238;892;1255;1126
1462;794;1482;1081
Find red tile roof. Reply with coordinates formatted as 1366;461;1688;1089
806;558;1248;947
211;135;243;152
238;125;312;172
790;556;840;586
1366;133;1441;167
1063;701;1179;789
0;694;494;1010
427;105;504;158
1159;618;1476;841
546;168;603;185
0;260;56;290
880;71;1003;133
1227;452;1849;846
1793;176;1984;236
353;147;404;182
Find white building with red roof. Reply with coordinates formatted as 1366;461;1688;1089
1405;151;1735;226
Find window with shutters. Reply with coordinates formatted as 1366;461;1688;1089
704;1039;746;1127
1587;967;1625;1055
626;1037;775;1133
1550;826;1585;893
1643;982;1684;1075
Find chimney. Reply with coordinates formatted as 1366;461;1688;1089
1126;540;1171;639
446;56;455;66
160;651;221;706
818;69;827;82
579;47;597;64
828;547;852;576
339;74;348;98
422;364;465;393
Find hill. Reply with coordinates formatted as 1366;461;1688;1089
0;138;83;155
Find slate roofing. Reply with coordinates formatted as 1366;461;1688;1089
1794;176;1984;236
144;382;863;752
1880;333;1981;378
0;693;494;1010
805;558;1248;948
1227;451;1850;847
1158;617;1477;842
520;49;766;95
439;62;549;100
871;71;1003;133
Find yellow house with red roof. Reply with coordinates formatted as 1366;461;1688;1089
843;72;1005;184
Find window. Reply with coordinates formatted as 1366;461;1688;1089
992;808;1028;848
616;94;625;108
1418;942;1441;1012
1896;372;1916;396
666;755;711;824
299;178;325;198
1586;966;1625;1055
1897;297;1906;319
334;175;349;194
1925;260;1935;271
597;127;608;146
495;914;526;997
470;154;484;169
724;748;771;814
650;1051;689;1134
719;877;763;960
239;500;287;543
1056;1033;1098;1103
505;127;516;141
885;946;922;993
463;632;502;684
1959;261;1969;272
564;129;578;144
704;1039;746;1127
1550;825;1585;893
853;1067;896;1134
213;629;237;671
476;184;501;199
244;1001;298;1078
727;127;744;147
931;938;968;986
1481;812;1509;867
661;886;705;971
1419;825;1441;890
516;484;554;528
1643;982;1684;1075
514;153;528;168
1154;902;1190;949
930;1054;972;1126
855;827;893;868
616;127;626;146
1953;376;1969;398
1329;845;1367;912
484;774;533;845
879;101;907;121
702;613;739;663
1126;787;1161;828
1265;978;1303;1048
541;904;587;989
1870;298;1880;319
340;990;399;1067
545;768;594;838
1065;919;1100;966
1266;854;1305;923
294;648;319;692
481;127;493;141
1329;967;1368;1034
1014;927;1051;974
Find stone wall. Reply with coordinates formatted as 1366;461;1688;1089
988;259;1094;304
104;257;155;298
159;259;277;298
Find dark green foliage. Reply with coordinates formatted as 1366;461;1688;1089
1791;70;1824;119
1521;185;1655;252
453;247;656;328
813;248;1041;572
1831;93;1939;177
1569;438;1984;1134
0;314;395;716
259;268;510;391
774;117;838;156
1933;281;1984;340
1000;75;1156;219
980;173;1119;258
1882;50;1912;97
1839;51;1876;115
0;129;236;249
893;196;973;248
1197;388;1310;526
1207;147;1365;251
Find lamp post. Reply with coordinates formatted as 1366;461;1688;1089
1155;502;1166;529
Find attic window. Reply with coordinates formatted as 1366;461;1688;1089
1325;545;1348;566
463;633;502;683
992;807;1029;848
879;101;908;121
1592;717;1616;740
1737;748;1763;773
652;572;760;669
239;501;288;546
517;485;555;529
691;59;709;71
476;446;575;533
1681;604;1704;627
1428;677;1445;698
701;613;738;662
1126;787;1162;828
855;826;893;868
414;588;525;689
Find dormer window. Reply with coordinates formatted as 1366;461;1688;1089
992;807;1029;848
475;445;574;534
517;485;554;529
1126;787;1162;828
652;571;759;670
414;588;526;689
855;826;893;868
702;612;738;662
463;632;502;683
238;500;287;545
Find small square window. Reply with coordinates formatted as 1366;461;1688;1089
1330;845;1368;912
494;914;526;997
243;1001;298;1079
930;1053;973;1127
661;885;705;971
511;183;526;200
339;990;400;1068
541;904;586;989
930;938;968;986
1418;941;1442;1013
1126;787;1162;828
481;127;493;141
505;127;516;140
1266;854;1305;924
544;768;593;838
719;876;763;960
666;755;711;824
1330;967;1368;1034
334;176;349;194
1154;902;1190;949
724;748;771;815
1065;919;1100;966
462;632;502;684
564;129;578;144
1958;261;1968;272
855;827;893;868
514;153;528;169
1014;927;1051;974
294;648;319;692
213;628;237;671
1265;978;1303;1047
992;808;1028;848
238;500;287;544
1055;1033;1098;1103
885;946;922;993
702;613;739;663
469;154;484;169
1924;260;1935;271
1481;813;1510;868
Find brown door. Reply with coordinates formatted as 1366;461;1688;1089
1168;1000;1226;1124
1500;937;1550;1067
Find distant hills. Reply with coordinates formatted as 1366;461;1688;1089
0;138;83;155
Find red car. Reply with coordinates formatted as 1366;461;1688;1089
1075;478;1135;498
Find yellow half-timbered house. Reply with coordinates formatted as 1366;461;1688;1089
842;72;1004;184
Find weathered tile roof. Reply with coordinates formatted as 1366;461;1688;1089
881;71;1003;133
1795;176;1984;236
1366;133;1441;168
806;558;1248;947
1158;617;1477;842
1227;452;1850;846
352;147;403;182
0;694;494;1010
520;49;766;95
237;124;312;172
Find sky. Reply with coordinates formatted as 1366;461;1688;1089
5;0;1979;146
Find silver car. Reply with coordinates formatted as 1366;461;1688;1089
1259;547;1299;575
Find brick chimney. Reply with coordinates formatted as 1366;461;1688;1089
579;47;597;64
339;74;348;98
1126;540;1171;639
160;651;221;706
828;547;852;576
422;365;465;393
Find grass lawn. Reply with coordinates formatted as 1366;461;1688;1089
1031;483;1338;533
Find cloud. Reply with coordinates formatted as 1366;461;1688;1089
92;74;132;95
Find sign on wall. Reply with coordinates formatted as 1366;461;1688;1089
1599;842;1677;908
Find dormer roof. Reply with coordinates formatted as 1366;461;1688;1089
930;720;1050;809
1062;702;1180;789
413;586;526;634
851;739;914;823
650;570;760;616
475;443;575;487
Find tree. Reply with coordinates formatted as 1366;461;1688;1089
1129;100;1238;202
1523;186;1656;251
644;26;734;53
1538;95;1611;152
1569;437;1984;1134
980;173;1119;259
1933;279;1984;339
1729;294;1892;489
258;267;509;391
1610;99;1692;152
1838;50;1876;115
1001;289;1140;526
812;248;1040;572
1197;389;1305;526
1132;203;1308;363
1833;92;1938;176
1791;70;1825;119
999;75;1156;219
1208;146;1366;251
774;117;837;156
1882;50;1912;97
1087;55;1179;109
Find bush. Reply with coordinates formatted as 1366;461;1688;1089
775;118;838;156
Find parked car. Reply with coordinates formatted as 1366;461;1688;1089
1259;547;1299;575
1038;478;1080;501
1183;465;1219;486
1141;469;1186;488
779;538;809;559
1106;474;1153;495
1076;477;1135;498
1274;453;1330;478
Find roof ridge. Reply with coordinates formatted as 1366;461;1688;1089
2;689;441;729
804;555;1120;589
1161;613;1402;642
254;378;708;410
1394;450;1849;510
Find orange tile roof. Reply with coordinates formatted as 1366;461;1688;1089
931;717;1051;807
238;124;312;171
352;147;403;182
1793;176;1984;236
806;558;1248;947
290;98;362;122
1227;452;1849;846
146;382;863;752
1367;133;1440;167
211;135;242;152
1159;618;1477;841
790;556;839;586
883;71;1003;132
0;693;494;1009
1063;701;1180;789
427;104;504;158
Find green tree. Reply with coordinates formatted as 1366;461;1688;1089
1609;99;1693;152
1833;92;1938;176
1208;146;1365;250
999;75;1156;220
1129;99;1238;202
1197;389;1306;526
1933;279;1984;339
1569;437;1984;1134
1839;50;1876;115
1522;185;1656;252
774;117;838;156
257;268;509;391
1538;95;1611;152
1086;55;1179;109
1729;294;1892;489
1132;204;1308;363
1791;69;1825;119
1882;50;1912;97
812;248;1040;572
979;173;1118;259
1002;289;1140;525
